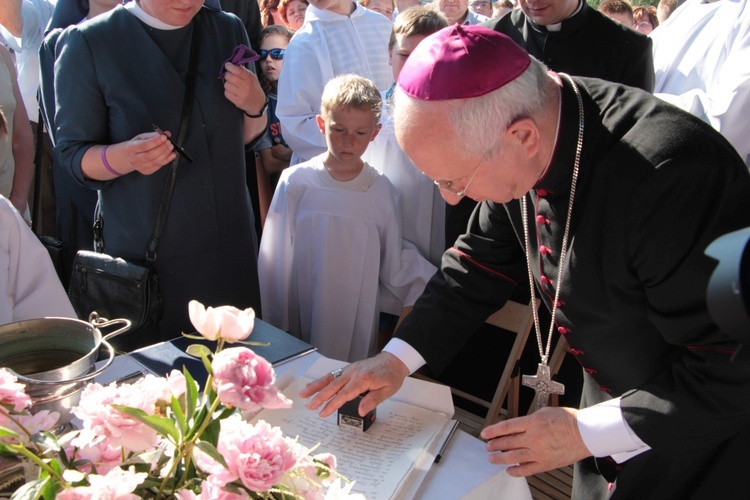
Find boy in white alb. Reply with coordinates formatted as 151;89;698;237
258;75;435;362
276;0;393;164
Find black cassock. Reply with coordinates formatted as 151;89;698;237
484;1;654;93
396;76;750;499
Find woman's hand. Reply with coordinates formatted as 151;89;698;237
222;62;266;116
82;132;175;180
123;132;176;175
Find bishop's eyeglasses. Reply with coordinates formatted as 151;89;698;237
433;136;500;197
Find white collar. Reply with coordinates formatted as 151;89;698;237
545;0;584;32
127;1;186;30
305;1;364;22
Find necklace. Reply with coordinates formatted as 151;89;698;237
521;73;584;410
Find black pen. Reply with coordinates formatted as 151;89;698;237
434;419;459;464
153;124;193;163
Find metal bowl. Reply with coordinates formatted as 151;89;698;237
0;315;130;425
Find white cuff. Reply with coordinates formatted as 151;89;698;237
577;397;651;463
382;338;426;375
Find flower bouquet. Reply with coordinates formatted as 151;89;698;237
0;301;362;499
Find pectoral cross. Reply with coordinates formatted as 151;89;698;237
523;363;565;410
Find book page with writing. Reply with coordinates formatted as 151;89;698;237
253;377;450;499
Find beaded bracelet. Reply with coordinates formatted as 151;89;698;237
101;145;124;177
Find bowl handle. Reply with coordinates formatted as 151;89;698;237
88;313;132;341
10;338;116;386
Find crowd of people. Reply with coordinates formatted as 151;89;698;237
1;0;749;498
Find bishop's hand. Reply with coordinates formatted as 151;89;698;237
299;352;410;418
481;407;592;476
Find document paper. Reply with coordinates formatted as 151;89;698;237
254;376;451;499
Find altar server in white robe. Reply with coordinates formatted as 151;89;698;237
361;7;447;316
362;7;447;269
276;0;393;165
651;0;750;166
258;75;435;362
0;195;75;325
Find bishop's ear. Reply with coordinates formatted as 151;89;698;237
505;117;540;159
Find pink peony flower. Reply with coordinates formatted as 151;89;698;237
211;347;291;412
72;382;159;453
0;409;59;446
16;409;59;435
74;439;125;475
279;445;339;499
56;465;146;500
195;415;298;492
0;368;32;412
188;300;255;343
176;477;251;500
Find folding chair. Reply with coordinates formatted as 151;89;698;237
413;298;539;427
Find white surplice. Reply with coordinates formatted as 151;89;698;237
651;0;750;166
0;196;75;325
362;97;445;314
276;1;393;164
363;96;445;268
258;157;436;362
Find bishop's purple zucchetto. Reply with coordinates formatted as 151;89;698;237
398;24;531;101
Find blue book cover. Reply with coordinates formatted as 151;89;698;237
130;319;315;381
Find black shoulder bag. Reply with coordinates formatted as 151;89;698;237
68;15;202;333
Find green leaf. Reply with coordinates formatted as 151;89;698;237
200;416;222;447
12;476;51;500
186;405;209;441
186;343;212;359
171;395;187;436
0;426;22;440
31;431;61;453
199;355;213;379
193;441;228;469
181;332;207;340
235;340;270;348
184;367;199;424
111;405;180;443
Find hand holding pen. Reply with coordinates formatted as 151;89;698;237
153;124;193;163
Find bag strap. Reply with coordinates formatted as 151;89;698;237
31;112;45;235
145;12;203;262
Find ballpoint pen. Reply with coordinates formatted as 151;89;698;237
153;124;193;163
434;419;460;464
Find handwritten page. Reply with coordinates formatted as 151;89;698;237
254;377;451;499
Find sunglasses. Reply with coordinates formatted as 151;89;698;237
260;48;285;60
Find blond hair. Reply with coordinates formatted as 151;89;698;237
389;6;448;49
320;74;382;121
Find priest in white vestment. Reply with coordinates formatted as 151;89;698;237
651;0;750;166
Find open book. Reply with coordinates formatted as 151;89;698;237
251;358;455;499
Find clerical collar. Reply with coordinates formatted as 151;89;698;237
534;74;563;183
533;75;582;194
532;0;586;34
128;1;185;30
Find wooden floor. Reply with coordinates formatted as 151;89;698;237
454;407;573;500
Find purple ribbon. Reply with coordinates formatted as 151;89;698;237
218;44;261;79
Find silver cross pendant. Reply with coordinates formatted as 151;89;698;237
522;363;565;410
